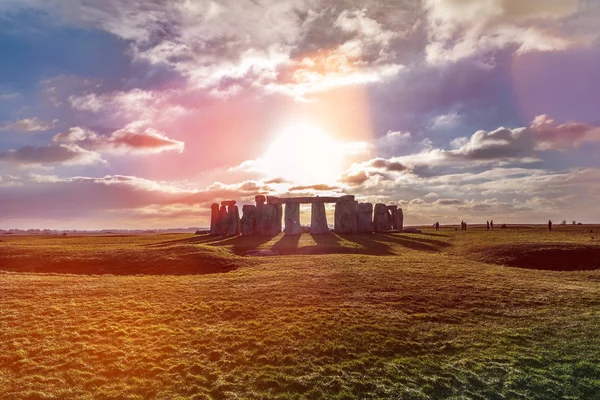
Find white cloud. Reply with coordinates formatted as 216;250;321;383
0;117;56;132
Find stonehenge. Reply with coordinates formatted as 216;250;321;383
209;194;404;236
310;202;329;234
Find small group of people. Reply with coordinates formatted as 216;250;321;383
460;221;468;230
486;220;494;231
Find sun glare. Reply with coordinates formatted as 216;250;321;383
264;123;343;185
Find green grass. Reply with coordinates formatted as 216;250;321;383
1;226;599;399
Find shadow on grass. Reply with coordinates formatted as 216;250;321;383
471;242;600;271
148;231;453;258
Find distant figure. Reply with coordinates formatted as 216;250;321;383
435;222;440;231
548;220;552;231
490;220;494;231
460;220;464;231
486;221;490;231
464;222;467;231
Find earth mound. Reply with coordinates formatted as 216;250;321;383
472;242;600;271
0;246;248;275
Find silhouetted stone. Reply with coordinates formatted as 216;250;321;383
275;204;283;233
284;203;301;235
221;200;236;207
259;204;281;236
334;200;358;234
374;203;388;232
311;202;328;234
266;195;282;204
396;208;404;232
241;205;258;236
210;203;220;235
217;205;228;235
227;205;241;235
403;227;422;234
387;205;398;231
255;195;266;205
357;202;373;233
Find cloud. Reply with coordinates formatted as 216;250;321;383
288;184;339;191
423;0;591;65
530;114;600;150
53;124;184;155
368;158;408;172
0;144;103;166
433;198;463;206
0;117;56;132
0;92;20;101
339;170;369;185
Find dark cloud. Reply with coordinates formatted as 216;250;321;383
53;126;184;154
369;158;408;172
288;184;339;191
433;198;463;206
339;170;369;185
0;144;101;165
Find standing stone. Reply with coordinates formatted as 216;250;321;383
395;208;404;232
284;203;301;235
334;200;358;234
357;203;373;233
217;205;229;235
374;203;388;233
255;195;266;205
311;202;328;234
210;203;220;235
241;205;258;236
275;204;283;233
259;204;281;236
387;205;398;231
227;205;241;235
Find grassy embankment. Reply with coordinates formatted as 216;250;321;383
1;226;599;399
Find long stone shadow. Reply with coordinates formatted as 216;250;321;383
147;231;452;256
380;233;452;252
272;234;301;254
147;233;277;255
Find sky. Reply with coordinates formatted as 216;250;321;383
1;0;600;229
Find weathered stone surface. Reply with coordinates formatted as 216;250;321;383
310;202;328;234
357;202;373;233
227;205;241;235
217;205;228;235
267;196;282;205
221;200;236;207
255;195;266;204
334;200;358;234
386;205;397;231
284;203;301;235
275;204;283;233
266;195;356;204
241;205;258;236
258;204;281;236
395;208;404;232
210;203;220;235
374;203;388;232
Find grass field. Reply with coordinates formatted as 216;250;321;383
1;226;599;399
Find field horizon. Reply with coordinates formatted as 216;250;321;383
1;226;599;399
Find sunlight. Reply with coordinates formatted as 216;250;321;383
264;122;343;185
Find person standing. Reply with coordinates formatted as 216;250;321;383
486;221;490;231
490;220;494;231
548;220;552;231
